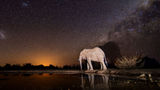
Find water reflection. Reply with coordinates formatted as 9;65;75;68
0;72;159;90
0;73;82;90
81;73;109;89
22;73;33;76
81;73;160;90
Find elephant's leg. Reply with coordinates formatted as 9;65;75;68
102;75;109;88
100;62;103;70
101;61;107;70
102;75;105;82
88;60;93;70
90;74;94;88
87;63;90;70
81;74;84;88
103;75;109;84
88;74;94;88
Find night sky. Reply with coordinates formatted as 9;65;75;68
0;0;154;66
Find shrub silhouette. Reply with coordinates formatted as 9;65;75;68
100;41;122;68
115;56;138;69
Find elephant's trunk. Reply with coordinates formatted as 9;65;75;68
79;57;82;70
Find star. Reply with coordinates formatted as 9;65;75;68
0;31;6;40
22;2;29;7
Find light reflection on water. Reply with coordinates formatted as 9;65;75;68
0;72;159;90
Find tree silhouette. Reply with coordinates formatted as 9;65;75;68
100;41;122;68
23;63;33;70
12;64;21;70
4;64;12;70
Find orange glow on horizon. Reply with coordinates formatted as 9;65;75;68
32;54;59;66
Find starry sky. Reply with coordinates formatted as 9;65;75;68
0;0;152;66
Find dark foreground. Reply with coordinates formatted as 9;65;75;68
0;69;160;90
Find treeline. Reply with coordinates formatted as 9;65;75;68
0;63;80;70
0;56;159;70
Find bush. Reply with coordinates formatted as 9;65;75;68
115;56;140;69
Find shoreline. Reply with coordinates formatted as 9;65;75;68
0;69;160;75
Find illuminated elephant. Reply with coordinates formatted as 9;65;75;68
79;47;108;70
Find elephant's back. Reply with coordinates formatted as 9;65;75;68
79;47;105;60
92;47;105;55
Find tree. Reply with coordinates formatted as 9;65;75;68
4;64;12;70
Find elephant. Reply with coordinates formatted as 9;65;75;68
78;47;108;70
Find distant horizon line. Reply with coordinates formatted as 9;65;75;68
0;63;79;67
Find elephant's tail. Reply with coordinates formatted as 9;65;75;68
104;56;108;67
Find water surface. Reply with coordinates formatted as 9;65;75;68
0;71;159;90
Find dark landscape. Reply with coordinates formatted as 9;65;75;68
0;0;160;90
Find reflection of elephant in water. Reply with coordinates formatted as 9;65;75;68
79;47;108;70
81;74;109;89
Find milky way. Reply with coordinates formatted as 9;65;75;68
0;0;156;66
107;0;160;61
